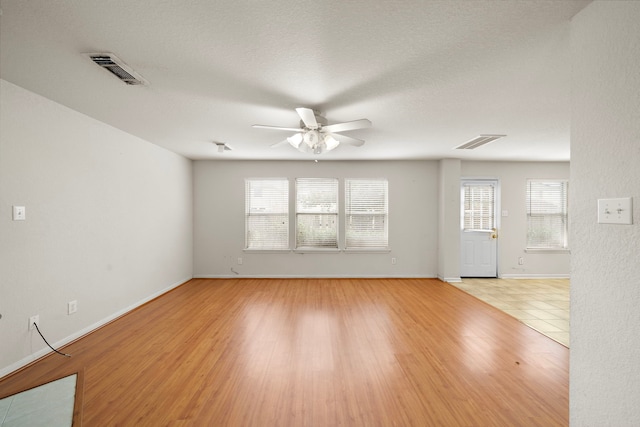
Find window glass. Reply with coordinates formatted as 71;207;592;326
345;179;388;249
245;178;289;250
295;178;338;248
526;180;569;249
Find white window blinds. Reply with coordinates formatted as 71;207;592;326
526;180;569;249
245;178;289;250
345;179;389;249
463;182;495;231
295;178;338;248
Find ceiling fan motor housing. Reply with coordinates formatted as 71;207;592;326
299;114;327;131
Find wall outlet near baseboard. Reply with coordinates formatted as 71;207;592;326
68;300;78;315
29;315;39;331
518;257;524;265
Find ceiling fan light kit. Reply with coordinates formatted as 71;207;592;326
286;133;303;148
253;107;371;155
324;134;340;151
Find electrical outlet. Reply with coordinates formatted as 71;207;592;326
237;257;243;265
29;315;39;331
391;257;397;265
13;206;26;221
68;300;78;315
518;257;524;265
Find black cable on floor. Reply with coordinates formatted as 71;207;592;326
33;322;72;358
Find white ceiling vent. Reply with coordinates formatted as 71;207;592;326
455;134;506;150
85;53;148;85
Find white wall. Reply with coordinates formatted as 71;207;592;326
194;159;569;279
461;161;570;278
0;80;193;377
194;160;438;277
571;1;640;425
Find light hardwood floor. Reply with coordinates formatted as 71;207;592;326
0;278;569;426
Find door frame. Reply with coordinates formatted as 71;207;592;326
460;178;501;278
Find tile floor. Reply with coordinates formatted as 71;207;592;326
0;374;75;427
450;278;570;347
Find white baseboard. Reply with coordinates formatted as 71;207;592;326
499;274;570;279
193;274;438;279
0;276;190;380
438;276;462;283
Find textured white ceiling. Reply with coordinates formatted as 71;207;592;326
0;0;590;161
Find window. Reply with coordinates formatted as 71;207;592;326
526;180;569;249
245;177;390;251
462;182;495;231
295;178;338;248
345;179;388;249
245;178;289;250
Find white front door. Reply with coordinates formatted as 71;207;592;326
460;180;498;277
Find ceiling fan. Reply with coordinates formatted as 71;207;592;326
253;108;371;154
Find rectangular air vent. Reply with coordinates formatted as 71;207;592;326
85;53;148;85
455;134;506;150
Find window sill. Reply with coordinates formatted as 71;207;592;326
243;248;391;254
294;248;340;254
243;249;292;254
343;248;391;254
525;248;570;254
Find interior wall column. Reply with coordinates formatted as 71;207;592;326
438;158;461;282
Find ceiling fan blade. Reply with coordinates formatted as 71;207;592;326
322;119;372;133
329;133;365;147
270;138;290;148
253;124;301;132
295;108;319;129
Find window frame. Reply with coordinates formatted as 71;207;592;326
461;181;496;232
344;178;389;250
525;179;569;251
244;178;290;252
295;178;340;251
244;176;391;253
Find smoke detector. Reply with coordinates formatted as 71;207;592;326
85;53;148;85
214;142;232;153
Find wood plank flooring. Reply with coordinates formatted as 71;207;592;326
0;278;569;426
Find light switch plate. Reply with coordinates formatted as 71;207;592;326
13;206;26;221
597;197;632;224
